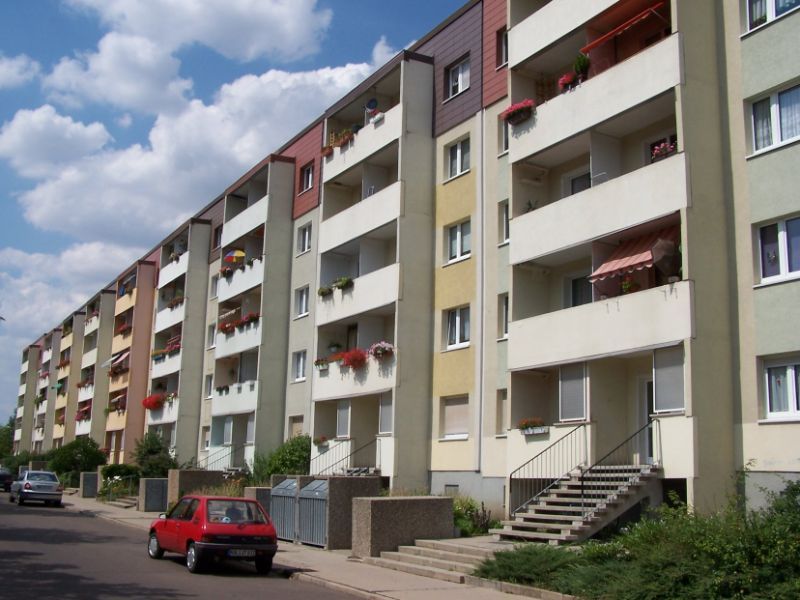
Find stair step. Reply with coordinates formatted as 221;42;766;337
517;512;587;523
537;496;606;505
502;519;588;532
552;487;625;496
106;499;137;509
363;557;465;583
413;539;498;560
396;545;484;566
381;551;476;574
490;528;578;543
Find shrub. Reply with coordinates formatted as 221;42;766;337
132;432;177;478
453;496;497;537
48;437;107;482
250;435;311;485
101;463;140;480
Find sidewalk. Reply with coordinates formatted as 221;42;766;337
62;493;521;599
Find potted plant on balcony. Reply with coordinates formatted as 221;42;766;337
651;140;677;162
327;342;342;354
500;98;536;126
215;385;230;395
167;295;185;309
332;276;353;291
219;265;234;278
321;145;333;158
218;321;236;335
573;53;591;82
318;285;333;298
313;435;329;448
115;322;132;336
367;341;395;359
341;348;368;370
558;71;576;93
620;274;640;294
142;393;166;411
56;358;70;369
518;417;548;435
314;358;330;372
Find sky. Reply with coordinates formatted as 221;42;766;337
0;0;467;422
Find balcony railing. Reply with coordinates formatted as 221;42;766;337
84;314;99;335
158;251;189;288
78;383;95;403
151;350;182;379
316;263;400;326
154;301;186;333
16;405;24;419
217;259;264;303
75;418;92;436
312;353;396;402
146;398;180;425
82;348;98;369
211;381;259;416
215;319;261;359
20;360;29;375
222;195;269;248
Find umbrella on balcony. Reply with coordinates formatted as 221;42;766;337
223;249;246;263
652;237;680;278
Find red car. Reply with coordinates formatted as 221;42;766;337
148;495;278;574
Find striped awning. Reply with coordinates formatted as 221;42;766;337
580;2;666;55
112;351;130;365
589;226;679;282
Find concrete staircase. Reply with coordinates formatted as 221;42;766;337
492;465;661;545
105;495;138;509
363;539;499;583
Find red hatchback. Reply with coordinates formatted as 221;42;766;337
148;495;278;574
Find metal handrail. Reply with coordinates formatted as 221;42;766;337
194;442;247;471
314;438;377;476
578;419;660;517
508;424;587;517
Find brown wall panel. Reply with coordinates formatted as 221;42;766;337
282;122;324;219
482;0;508;108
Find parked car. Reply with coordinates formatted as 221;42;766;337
148;495;277;574
9;470;63;506
0;468;13;492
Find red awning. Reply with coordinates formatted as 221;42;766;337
589;226;679;282
111;351;130;365
580;2;665;55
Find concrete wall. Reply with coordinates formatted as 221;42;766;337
167;469;224;506
139;478;168;512
326;476;382;550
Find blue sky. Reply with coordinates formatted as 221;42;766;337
0;0;466;422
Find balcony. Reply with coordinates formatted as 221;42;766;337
35;401;47;416
33;427;45;442
221;195;269;248
52;422;65;438
106;409;126;431
511;154;687;265
115;289;137;315
212;381;259;416
14;428;21;442
41;347;53;364
18;383;26;397
20;360;28;374
158;251;189;288
81;348;98;368
312;353;396;402
16;405;24;419
75;418;92;436
510;35;681;163
320;181;402;253
151;350;182;379
509;280;693;369
215;320;261;359
78;383;94;403
57;364;70;379
154;301;186;333
147;398;180;425
38;374;49;389
55;394;67;410
316;264;400;326
217;259;264;303
323;103;403;183
509;0;618;69
84;314;99;335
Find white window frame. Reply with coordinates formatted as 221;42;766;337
447;220;471;263
446;56;470;100
300;163;314;193
446;306;470;350
204;374;213;399
292;350;307;382
757;216;800;284
746;0;800;31
750;84;800;154
499;119;509;155
441;395;469;440
297;223;312;255
295;286;310;318
559;363;587;422
499;294;509;339
497;29;508;68
763;357;800;420
446;138;470;180
206;324;216;349
209;275;218;299
499;200;510;244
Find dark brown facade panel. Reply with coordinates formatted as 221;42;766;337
198;196;225;262
482;0;508;108
282;122;324;220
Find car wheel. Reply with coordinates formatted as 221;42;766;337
54;500;62;508
17;493;24;505
186;542;204;574
148;533;164;559
255;557;272;575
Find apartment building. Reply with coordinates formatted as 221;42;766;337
11;0;798;523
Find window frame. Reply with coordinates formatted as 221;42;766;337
441;395;469;440
209;274;219;299
559;363;587;422
212;225;223;250
499;293;509;339
757;216;800;284
446;220;472;263
496;29;508;69
292;350;307;382
445;306;471;350
206;324;216;349
749;83;800;154
763;357;800;420
746;0;800;31
445;56;470;100
300;162;314;193
295;286;310;318
499;200;510;244
446;138;470;180
297;223;312;255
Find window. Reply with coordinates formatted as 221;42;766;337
496;29;508;68
204;374;213;398
759;216;800;281
654;345;685;412
559;363;586;421
752;84;800;152
447;138;470;179
499;200;510;243
764;358;800;419
446;56;470;99
206;324;216;348
239;351;258;382
569;171;592;195
748;0;799;30
441;395;468;439
209;275;218;298
295;286;309;317
446;306;470;349
223;415;233;445
297;223;312;254
246;413;255;443
499;294;509;338
202;426;210;449
289;415;304;438
379;393;393;434
292;350;306;382
567;274;593;307
336;400;350;437
496;389;508;435
213;225;223;249
300;162;314;192
500;119;509;153
447;220;471;262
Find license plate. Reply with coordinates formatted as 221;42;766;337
228;549;255;558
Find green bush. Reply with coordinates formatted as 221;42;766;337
132;433;177;477
101;463;140;480
48;437;106;484
250;435;310;484
452;496;497;537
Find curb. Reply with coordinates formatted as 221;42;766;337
290;572;387;600
463;575;578;600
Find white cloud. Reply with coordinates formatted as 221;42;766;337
0;105;111;179
371;36;398;67
68;0;332;62
0;54;41;89
44;33;192;115
117;113;133;128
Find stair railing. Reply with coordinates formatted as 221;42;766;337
578;419;661;518
509;424;587;518
312;438;377;476
193;443;247;472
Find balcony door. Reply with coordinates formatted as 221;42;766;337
638;377;654;465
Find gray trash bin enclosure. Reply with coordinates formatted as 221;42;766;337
270;478;298;541
298;479;328;547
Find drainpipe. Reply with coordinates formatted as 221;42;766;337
476;108;486;474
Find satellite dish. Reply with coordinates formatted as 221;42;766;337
365;98;378;110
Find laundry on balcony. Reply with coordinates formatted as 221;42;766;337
589;226;679;282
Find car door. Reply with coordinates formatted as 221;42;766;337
174;498;201;553
159;498;193;551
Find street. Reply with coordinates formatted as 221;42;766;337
0;492;356;599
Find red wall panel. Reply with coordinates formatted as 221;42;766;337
482;0;508;108
281;122;324;220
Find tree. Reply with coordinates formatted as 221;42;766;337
48;437;107;476
251;435;311;484
133;432;177;477
0;415;13;459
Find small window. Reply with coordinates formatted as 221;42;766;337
446;306;470;349
206;324;216;348
295;286;309;317
748;0;799;30
499;119;509;154
209;275;219;298
758;216;800;281
496;389;508;434
570;172;592;195
441;395;468;439
300;162;314;193
764;358;800;419
292;350;306;382
751;84;800;152
446;56;470;99
336;400;350;437
559;363;586;421
499;294;509;338
379;393;393;434
202;426;210;449
447;138;470;179
654;345;685;413
246;413;255;443
499;200;510;243
447;220;471;262
297;223;312;254
567;274;593;307
204;374;213;398
496;29;508;68
213;225;223;249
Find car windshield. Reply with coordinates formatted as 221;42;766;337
206;500;267;524
27;472;58;482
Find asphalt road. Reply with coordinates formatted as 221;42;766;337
0;492;355;599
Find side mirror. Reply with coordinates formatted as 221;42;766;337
159;513;167;520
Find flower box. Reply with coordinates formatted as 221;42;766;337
522;426;550;436
321;145;333;158
501;99;535;126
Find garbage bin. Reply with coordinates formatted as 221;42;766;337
298;479;328;547
270;478;298;541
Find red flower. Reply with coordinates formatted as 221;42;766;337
558;71;576;90
341;348;368;370
142;393;166;410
